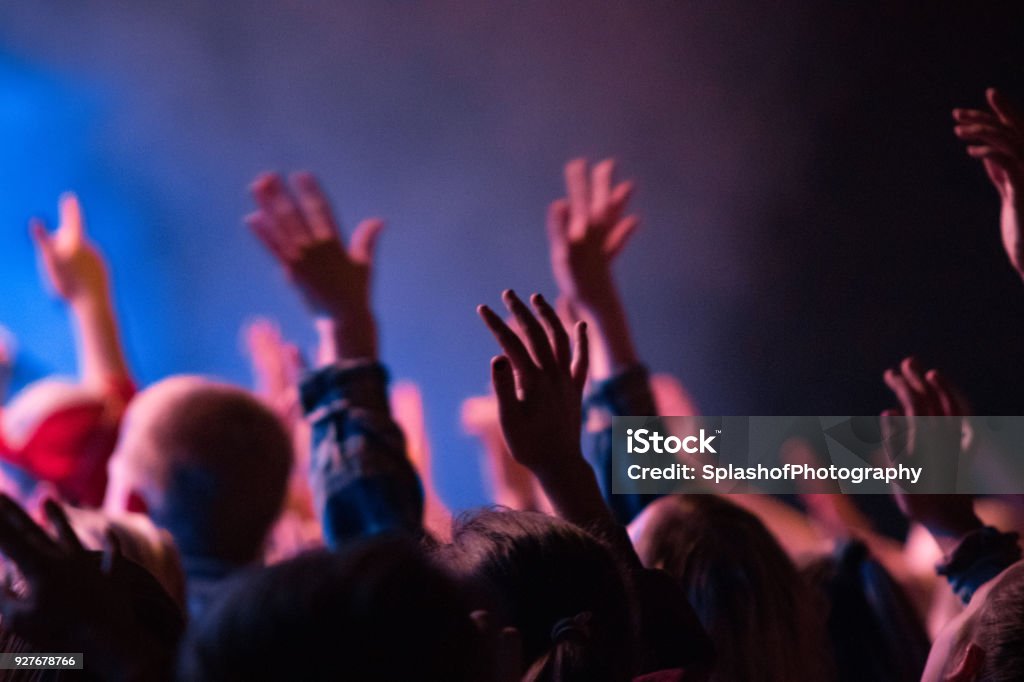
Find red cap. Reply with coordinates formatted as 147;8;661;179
0;378;134;507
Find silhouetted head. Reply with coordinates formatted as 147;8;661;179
803;540;929;682
435;509;636;682
923;560;1024;682
104;376;291;566
632;495;830;682
179;535;484;682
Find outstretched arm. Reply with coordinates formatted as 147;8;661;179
248;172;382;362
881;357;1020;603
30;194;131;393
546;160;672;522
477;289;622;538
954;88;1024;281
547;158;640;381
478;290;711;674
247;172;422;548
391;380;452;540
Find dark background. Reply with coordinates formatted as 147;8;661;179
1;2;1022;508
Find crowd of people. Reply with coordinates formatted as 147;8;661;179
0;88;1022;681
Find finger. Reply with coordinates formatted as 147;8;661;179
245;316;277;342
42;499;84;554
250;173;313;246
953;108;1001;125
590;158;616;219
954;126;1021;158
546;199;570;246
245;211;296;262
923;370;956;417
904;357;942;416
982;158;1010;196
925;370;971;417
902;357;941;416
28;219;54;259
490;355;519;409
900;357;929;393
606;180;635;225
478;304;536;378
966;148;1023;190
879;408;906;460
954;123;1018;145
570;321;589;392
884;368;921;417
604;216;640;258
244;318;283;361
58;192;85;244
564;158;590;223
988;88;1024;130
967;146;1019;168
290;172;341;241
531;293;571;369
502;289;557;371
0;495;56;571
349;218;385;265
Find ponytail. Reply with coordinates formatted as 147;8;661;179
524;612;608;682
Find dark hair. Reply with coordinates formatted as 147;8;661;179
803;541;929;682
634;495;830;682
0;552;184;682
178;535;483;682
975;561;1024;682
435;509;636;682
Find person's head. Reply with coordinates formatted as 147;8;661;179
632;495;830;682
179;535;484;682
104;376;291;566
923;560;1024;682
803;540;930;682
0;377;124;507
435;508;636;682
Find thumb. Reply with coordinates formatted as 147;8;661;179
982;158;1011;199
349;218;385;265
29;218;56;263
546;199;570;246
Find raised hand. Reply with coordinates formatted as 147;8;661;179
241;318;316;544
242;317;305;418
880;357;981;554
30;194;131;389
477;290;589;488
954;88;1024;278
30;193;109;304
247;172;383;361
546;159;640;379
548;158;639;309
